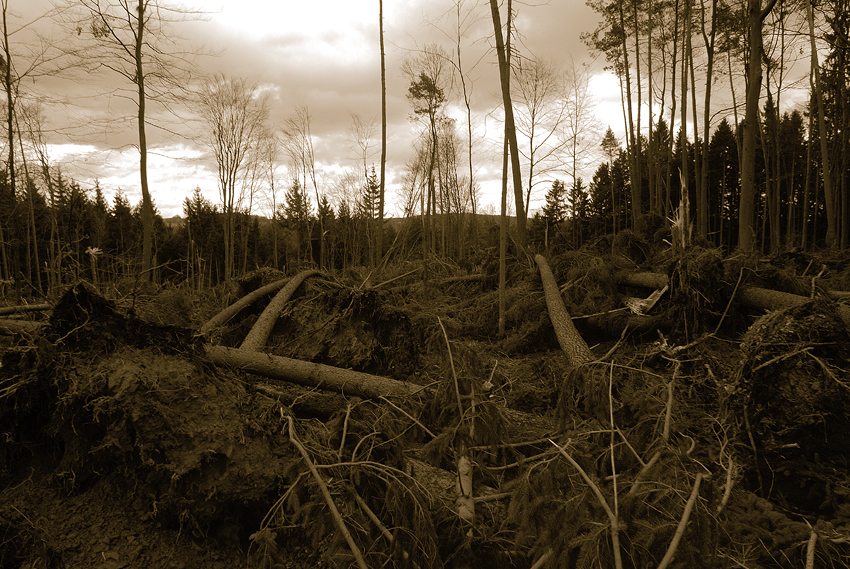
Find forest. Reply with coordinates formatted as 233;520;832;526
1;0;850;568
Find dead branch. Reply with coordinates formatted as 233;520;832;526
806;529;818;569
286;415;368;569
240;269;320;351
656;473;705;569
550;439;623;569
535;255;594;368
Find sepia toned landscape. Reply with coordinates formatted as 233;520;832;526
1;0;849;567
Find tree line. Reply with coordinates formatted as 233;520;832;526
0;0;848;295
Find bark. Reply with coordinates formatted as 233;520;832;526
0;303;52;316
240;269;319;352
534;254;594;368
200;278;290;335
205;345;424;399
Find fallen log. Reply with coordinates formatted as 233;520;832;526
617;271;850;327
0;318;44;336
205;345;426;399
240;269;320;352
0;303;52;316
534;255;594;368
200;278;290;336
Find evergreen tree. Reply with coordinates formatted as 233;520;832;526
541;179;568;224
280;179;312;264
357;166;382;220
283;179;311;223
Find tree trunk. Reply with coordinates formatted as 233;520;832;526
378;0;387;261
200;277;290;336
807;0;837;247
136;1;154;279
739;0;778;252
240;269;319;352
205;345;423;399
534;254;594;368
488;0;526;247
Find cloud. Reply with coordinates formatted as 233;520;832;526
21;0;605;217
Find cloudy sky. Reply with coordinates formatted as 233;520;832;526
11;0;617;218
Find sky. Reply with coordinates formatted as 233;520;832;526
10;0;624;218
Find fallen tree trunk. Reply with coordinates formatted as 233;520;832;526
0;303;52;316
240;269;320;352
534;255;594;368
205;345;425;399
200;278;290;336
617;271;850;327
0;318;44;336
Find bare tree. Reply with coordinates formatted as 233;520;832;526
0;1;74;283
283;106;324;267
198;74;268;280
66;0;195;278
563;59;599;192
513;56;570;210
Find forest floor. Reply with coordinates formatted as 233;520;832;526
2;239;850;568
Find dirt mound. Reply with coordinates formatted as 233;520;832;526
0;285;315;566
731;298;850;515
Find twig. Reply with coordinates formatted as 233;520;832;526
379;396;437;439
286;415;368;569
529;548;554;569
338;402;353;462
608;363;620;530
751;346;812;373
438;317;463;416
438;317;474;532
656;473;705;569
372;267;422;289
550;439;623;569
716;426;736;515
629;363;677;497
714;267;745;335
805;528;817;569
352;491;394;544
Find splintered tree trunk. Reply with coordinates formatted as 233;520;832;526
617;271;850;327
240;269;319;352
534;255;594;368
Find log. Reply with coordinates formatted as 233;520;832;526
200;278;291;336
240;269;320;352
0;318;45;336
0;303;52;316
205;345;426;399
534;255;594;368
617;270;850;327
